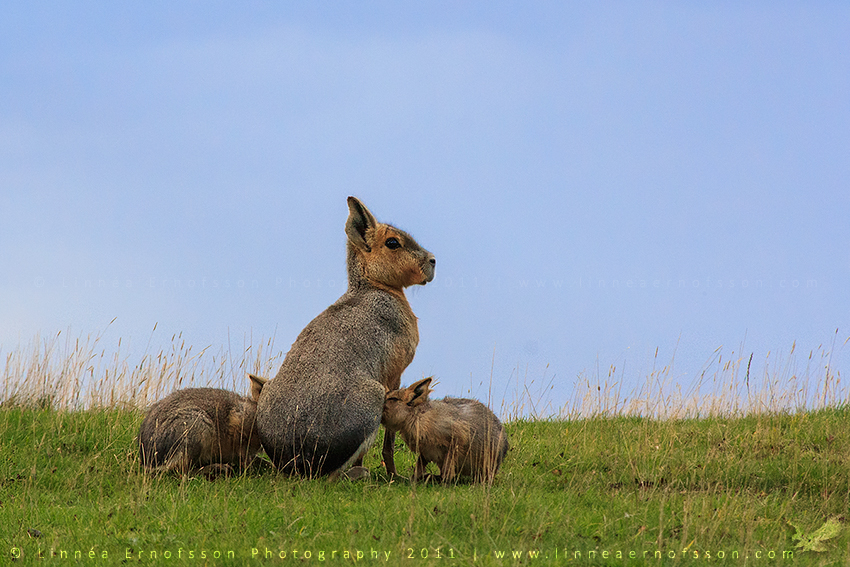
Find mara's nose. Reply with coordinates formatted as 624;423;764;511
420;253;436;284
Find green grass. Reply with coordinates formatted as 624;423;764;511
2;332;848;564
2;406;849;565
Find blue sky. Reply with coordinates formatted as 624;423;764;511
2;3;848;412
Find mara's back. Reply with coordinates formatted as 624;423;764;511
441;397;509;478
138;388;251;469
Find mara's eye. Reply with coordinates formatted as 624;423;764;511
385;237;401;250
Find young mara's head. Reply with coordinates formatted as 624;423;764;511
382;377;433;430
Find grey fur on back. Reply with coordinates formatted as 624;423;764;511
256;197;435;477
138;375;266;476
437;397;510;478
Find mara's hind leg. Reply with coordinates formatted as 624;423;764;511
411;454;432;483
198;463;233;480
333;382;384;478
328;426;379;481
349;427;394;477
156;447;193;476
438;448;460;484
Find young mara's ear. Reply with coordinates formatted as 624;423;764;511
408;377;433;406
248;373;267;402
345;196;377;253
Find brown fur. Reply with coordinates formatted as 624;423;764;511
138;374;267;478
256;197;435;478
360;225;431;293
382;378;509;484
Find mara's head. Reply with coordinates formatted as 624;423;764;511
345;196;436;291
382;377;433;430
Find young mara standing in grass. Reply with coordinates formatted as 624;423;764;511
383;377;509;484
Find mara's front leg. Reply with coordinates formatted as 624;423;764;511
382;368;404;477
382;428;397;476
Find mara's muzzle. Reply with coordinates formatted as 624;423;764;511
420;252;436;284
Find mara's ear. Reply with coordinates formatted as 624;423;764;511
248;373;268;402
345;196;377;253
408;377;433;406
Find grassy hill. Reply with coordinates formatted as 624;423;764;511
2;405;848;565
1;333;848;564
